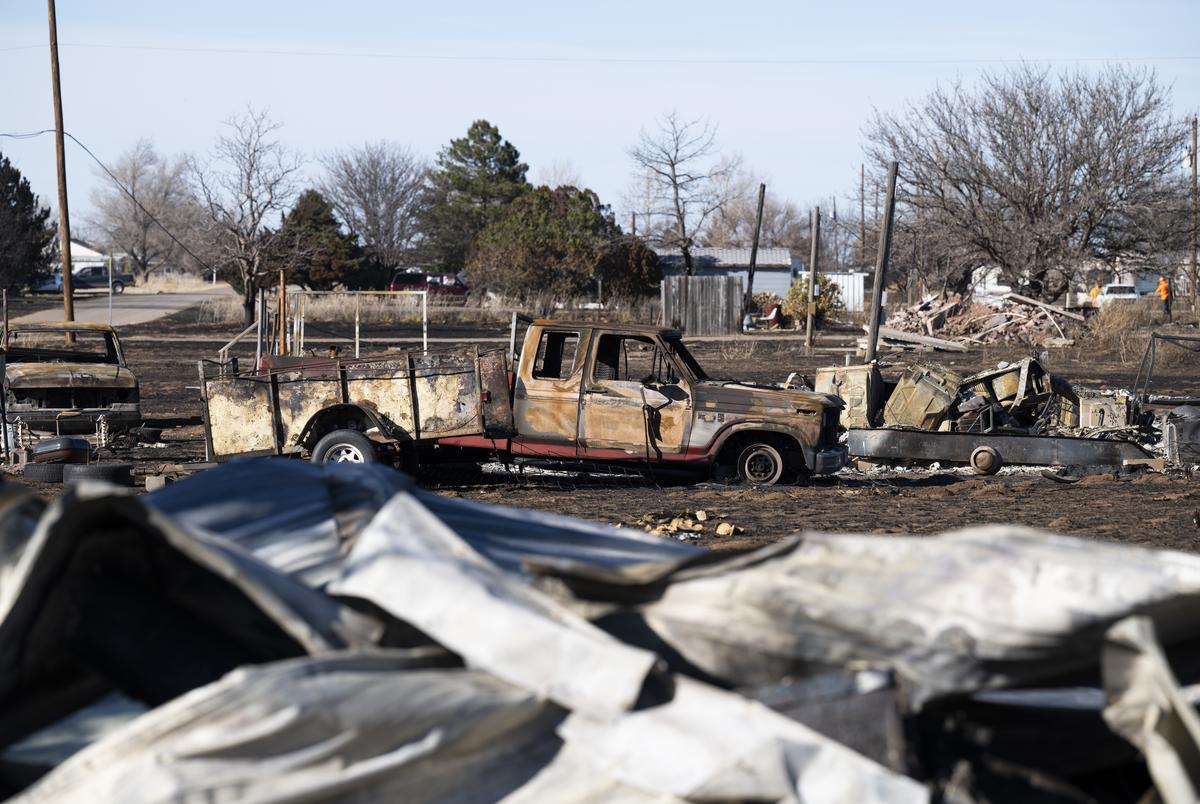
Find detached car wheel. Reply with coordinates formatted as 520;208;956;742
62;462;134;486
312;429;377;464
737;443;785;485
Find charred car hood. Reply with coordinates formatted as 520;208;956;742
5;362;138;389
694;381;843;414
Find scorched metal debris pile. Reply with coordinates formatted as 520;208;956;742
2;461;1200;802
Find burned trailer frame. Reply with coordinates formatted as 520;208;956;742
1134;332;1200;411
198;347;514;463
849;428;1156;474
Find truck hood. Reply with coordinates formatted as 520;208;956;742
5;362;138;389
694;381;843;415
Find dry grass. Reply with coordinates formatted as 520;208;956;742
189;291;662;329
1084;297;1165;362
127;272;217;294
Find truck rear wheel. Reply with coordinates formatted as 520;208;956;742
313;429;377;464
737;443;785;485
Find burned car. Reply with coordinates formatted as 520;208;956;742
3;323;140;434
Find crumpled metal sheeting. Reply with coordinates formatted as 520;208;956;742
147;459;413;588
0;482;384;757
330;492;666;720
12;652;927;804
1103;617;1200;804
147;460;701;587
627;527;1200;700
413;491;702;579
10;653;567;804
549;676;927;804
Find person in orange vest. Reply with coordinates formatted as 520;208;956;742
1089;281;1103;302
1157;276;1171;322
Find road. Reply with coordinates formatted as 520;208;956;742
15;287;234;327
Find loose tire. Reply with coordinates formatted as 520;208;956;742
111;280;125;294
737;443;786;486
312;429;377;464
23;462;65;483
969;445;1002;476
63;462;134;486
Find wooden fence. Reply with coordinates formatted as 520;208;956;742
660;275;744;335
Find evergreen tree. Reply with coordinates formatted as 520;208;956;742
419;120;529;273
468;185;659;301
0;152;56;290
274;190;362;290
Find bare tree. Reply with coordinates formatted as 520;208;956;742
87;139;195;282
319;141;426;276
865;64;1189;301
628;113;740;274
191;108;301;325
534;159;583;189
702;169;807;250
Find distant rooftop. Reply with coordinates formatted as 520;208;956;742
656;247;795;270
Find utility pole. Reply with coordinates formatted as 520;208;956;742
859;164;866;267
47;0;75;328
864;161;899;365
742;183;766;315
805;207;820;354
1191;115;1197;309
631;212;637;237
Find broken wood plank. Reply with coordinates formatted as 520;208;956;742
863;325;969;352
1002;292;1085;322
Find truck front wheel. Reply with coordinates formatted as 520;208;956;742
312;429;377;464
737;443;785;485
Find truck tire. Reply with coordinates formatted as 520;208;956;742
737;443;785;485
63;462;134;486
312;429;377;464
111;280;125;294
22;462;65;483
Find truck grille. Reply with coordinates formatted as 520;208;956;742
821;408;840;446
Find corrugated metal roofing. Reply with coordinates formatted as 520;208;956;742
656;247;795;269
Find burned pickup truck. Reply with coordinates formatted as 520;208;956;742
201;319;846;484
3;323;141;434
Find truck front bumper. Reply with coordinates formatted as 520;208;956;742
808;444;849;475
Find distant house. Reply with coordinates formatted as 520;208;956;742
65;241;110;272
657;247;868;311
656;247;800;299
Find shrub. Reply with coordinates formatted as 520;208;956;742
783;275;843;325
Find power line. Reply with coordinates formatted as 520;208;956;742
1;128;216;277
3;40;1200;66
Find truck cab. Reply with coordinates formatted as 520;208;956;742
504;321;846;484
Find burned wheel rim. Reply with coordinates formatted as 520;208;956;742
738;444;785;485
327;444;365;463
969;445;1002;476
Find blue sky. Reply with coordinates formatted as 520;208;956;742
3;0;1198;233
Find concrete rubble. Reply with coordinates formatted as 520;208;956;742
2;461;1200;801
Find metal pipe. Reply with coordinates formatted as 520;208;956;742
422;291;428;353
354;293;361;359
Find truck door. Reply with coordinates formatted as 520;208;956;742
579;334;690;455
513;326;584;449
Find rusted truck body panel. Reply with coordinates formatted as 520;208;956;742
445;320;847;478
200;348;512;461
3;322;141;433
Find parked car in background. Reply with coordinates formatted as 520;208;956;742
32;265;136;294
387;271;469;300
1095;284;1140;307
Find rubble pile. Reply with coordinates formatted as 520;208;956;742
884;292;1079;349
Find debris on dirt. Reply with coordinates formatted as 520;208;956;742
878;292;1080;350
